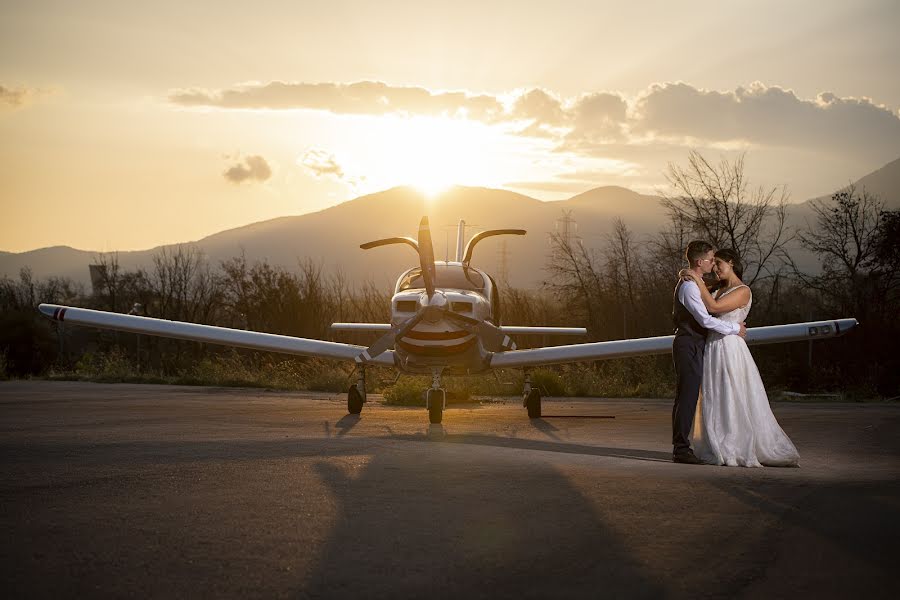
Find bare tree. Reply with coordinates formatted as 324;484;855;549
545;229;603;337
790;185;895;319
662;150;790;284
296;258;332;339
90;252;125;312
151;245;221;324
872;209;900;308
604;218;640;337
348;281;391;325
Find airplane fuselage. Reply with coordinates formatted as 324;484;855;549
391;262;496;374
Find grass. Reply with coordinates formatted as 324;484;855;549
29;348;884;401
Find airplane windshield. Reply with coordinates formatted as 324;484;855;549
398;265;485;292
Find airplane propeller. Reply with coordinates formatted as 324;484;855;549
356;216;516;363
417;216;436;299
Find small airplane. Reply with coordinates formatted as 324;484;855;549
39;216;858;424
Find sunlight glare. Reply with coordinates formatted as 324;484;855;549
358;115;505;197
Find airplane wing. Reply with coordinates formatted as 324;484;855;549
331;323;587;336
38;304;395;366
489;319;859;368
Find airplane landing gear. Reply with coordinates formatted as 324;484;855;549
523;370;541;418
525;389;542;418
347;366;366;414
426;368;446;424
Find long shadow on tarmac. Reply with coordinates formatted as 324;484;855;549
4;435;898;597
1;433;673;469
299;444;665;599
2;436;667;598
392;429;673;463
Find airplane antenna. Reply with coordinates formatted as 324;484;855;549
456;220;466;262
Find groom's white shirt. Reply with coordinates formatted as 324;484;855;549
677;280;741;336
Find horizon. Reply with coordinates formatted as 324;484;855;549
2;1;899;253
0;183;645;254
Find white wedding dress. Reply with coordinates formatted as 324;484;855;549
692;285;800;467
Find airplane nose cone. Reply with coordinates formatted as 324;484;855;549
429;292;448;308
420;291;447;309
421;291;447;323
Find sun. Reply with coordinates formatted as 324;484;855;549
414;179;453;199
361;115;504;196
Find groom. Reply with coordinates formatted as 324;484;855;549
672;241;746;464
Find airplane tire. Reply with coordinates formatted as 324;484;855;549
428;390;444;424
348;385;364;414
525;389;542;419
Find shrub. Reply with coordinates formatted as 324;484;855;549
295;359;352;392
382;376;429;406
73;347;134;381
530;368;565;396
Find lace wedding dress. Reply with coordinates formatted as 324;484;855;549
692;285;800;467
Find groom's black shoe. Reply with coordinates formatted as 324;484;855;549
673;450;703;465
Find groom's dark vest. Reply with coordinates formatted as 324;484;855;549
673;280;708;340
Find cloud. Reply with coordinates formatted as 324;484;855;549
175;79;900;158
297;148;366;191
223;155;272;184
511;88;566;126
565;92;629;143
0;84;45;111
298;149;344;179
507;88;629;142
170;80;504;120
187;79;900;184
631;81;900;161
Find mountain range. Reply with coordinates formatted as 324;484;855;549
3;157;898;291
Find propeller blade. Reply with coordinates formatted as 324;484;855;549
417;216;436;299
476;321;517;352
444;311;516;352
356;309;426;363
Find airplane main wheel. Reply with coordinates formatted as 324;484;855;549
525;389;542;419
348;385;364;415
428;389;444;424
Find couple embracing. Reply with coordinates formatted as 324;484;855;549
671;241;799;467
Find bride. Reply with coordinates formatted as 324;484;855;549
680;248;800;467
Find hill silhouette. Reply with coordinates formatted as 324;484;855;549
2;156;898;290
0;186;668;289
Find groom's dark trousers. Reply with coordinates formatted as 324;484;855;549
672;280;709;453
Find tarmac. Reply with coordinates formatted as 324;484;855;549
1;381;898;599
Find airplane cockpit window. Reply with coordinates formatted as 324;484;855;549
397;265;486;293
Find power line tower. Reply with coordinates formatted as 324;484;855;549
496;239;511;285
555;209;578;244
551;209;580;262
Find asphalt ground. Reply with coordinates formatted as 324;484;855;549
1;381;898;599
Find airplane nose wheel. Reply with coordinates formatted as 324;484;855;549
426;368;446;424
427;389;445;424
347;366;366;414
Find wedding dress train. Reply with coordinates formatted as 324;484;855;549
692;286;800;467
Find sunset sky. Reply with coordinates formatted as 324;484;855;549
2;0;899;253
